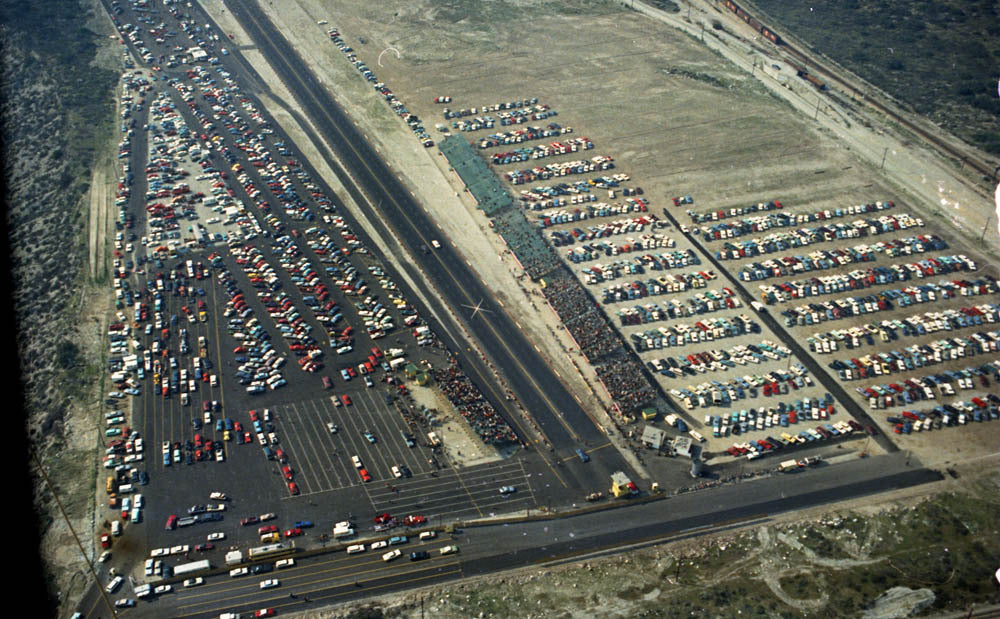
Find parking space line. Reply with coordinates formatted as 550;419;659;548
306;397;350;488
334;395;373;484
355;391;401;476
322;398;357;487
283;401;336;492
390;401;437;475
208;279;229;461
441;467;483;518
292;399;340;491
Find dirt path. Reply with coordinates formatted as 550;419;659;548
88;156;108;281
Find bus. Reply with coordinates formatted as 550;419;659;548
173;559;211;576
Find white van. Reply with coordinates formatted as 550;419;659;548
105;576;123;594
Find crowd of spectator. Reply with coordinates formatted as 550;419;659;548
540;270;617;360
564;312;621;360
492;209;561;280
434;360;519;446
595;355;657;412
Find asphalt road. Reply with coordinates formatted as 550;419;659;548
126;451;941;618
217;0;626;464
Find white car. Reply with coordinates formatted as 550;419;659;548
259;578;280;589
346;544;365;554
351;455;362;468
275;558;295;569
439;544;459;555
391;466;402;478
327;422;338;434
381;549;402;562
230;567;249;577
370;540;388;550
208;532;225;541
183;577;204;587
153;584;172;594
209;491;228;501
98;551;111;563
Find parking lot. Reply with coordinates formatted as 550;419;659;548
99;4;566;605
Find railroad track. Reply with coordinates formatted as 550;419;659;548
719;0;999;188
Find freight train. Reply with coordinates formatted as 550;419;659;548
724;0;781;45
724;0;828;91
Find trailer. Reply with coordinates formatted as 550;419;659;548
173;559;211;576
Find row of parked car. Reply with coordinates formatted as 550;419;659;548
729;419;867;460
858;359;1000;409
782;280;1000;333
889;394;1000;433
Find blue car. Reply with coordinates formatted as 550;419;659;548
575;448;590;463
294;520;313;529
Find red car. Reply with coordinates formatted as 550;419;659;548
253;609;276;618
258;525;278;535
242;432;253;444
101;534;111;549
402;515;426;526
359;468;372;482
284;527;303;538
374;513;393;524
281;465;293;480
249;409;259;422
165;514;178;530
275;448;287;463
340;394;351;406
288;482;299;495
234;421;243;432
322;376;332;389
241;516;260;526
195;543;214;552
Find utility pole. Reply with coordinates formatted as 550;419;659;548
981;212;993;242
813;96;821;120
880;147;888;170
